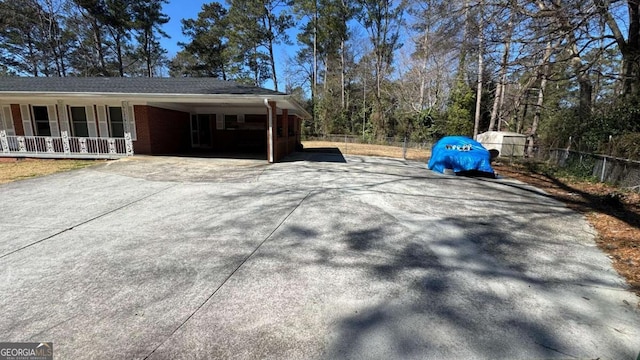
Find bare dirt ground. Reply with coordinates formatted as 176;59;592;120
0;158;100;184
303;140;640;295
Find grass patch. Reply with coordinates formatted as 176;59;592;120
0;158;101;184
302;140;431;162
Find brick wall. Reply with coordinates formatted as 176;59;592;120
133;105;152;154
132;105;190;155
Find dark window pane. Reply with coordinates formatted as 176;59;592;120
224;115;237;129
109;107;124;137
36;121;51;136
109;107;123;122
73;122;89;137
70;107;87;121
112;123;124;137
70;107;88;137
33;106;49;121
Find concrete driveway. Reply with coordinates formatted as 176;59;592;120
1;154;639;359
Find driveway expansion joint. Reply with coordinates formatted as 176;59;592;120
142;190;313;360
0;184;177;260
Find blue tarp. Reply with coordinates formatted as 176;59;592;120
427;136;495;175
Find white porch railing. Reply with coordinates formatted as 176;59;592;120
0;130;133;159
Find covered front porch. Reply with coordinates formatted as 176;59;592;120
0;130;133;159
0;77;311;163
0;95;307;163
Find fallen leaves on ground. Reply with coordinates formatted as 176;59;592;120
494;162;640;295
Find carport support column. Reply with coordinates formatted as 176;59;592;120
282;109;289;153
265;99;277;163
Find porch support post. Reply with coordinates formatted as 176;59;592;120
121;101;130;134
61;131;71;154
0;130;8;153
264;99;277;163
57;100;70;134
282;108;289;154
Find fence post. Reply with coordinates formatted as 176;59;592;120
108;139;116;154
79;138;88;153
45;137;54;153
402;135;407;160
0;130;8;154
124;132;134;156
61;131;71;154
17;137;26;152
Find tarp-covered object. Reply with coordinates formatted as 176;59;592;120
427;136;495;175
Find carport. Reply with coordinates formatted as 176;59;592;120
0;77;310;162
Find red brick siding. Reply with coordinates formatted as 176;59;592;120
133;105;152;154
147;106;190;154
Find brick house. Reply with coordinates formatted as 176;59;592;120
0;77;310;162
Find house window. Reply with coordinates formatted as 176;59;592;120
70;106;89;137
224;115;238;129
108;106;124;137
32;106;51;136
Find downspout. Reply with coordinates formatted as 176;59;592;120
264;98;274;163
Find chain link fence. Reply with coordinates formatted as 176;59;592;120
545;148;640;190
304;134;432;148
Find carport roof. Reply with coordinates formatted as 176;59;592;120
0;77;284;96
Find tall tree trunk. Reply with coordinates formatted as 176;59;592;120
91;18;107;76
528;42;553;156
114;33;125;77
340;40;345;109
146;31;152;77
489;16;513;131
27;34;38;77
473;0;484;139
594;0;640;96
560;9;592;120
312;0;317;123
264;11;278;91
268;41;278;91
622;0;640;96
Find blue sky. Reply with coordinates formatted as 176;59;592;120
160;0;296;90
161;0;209;57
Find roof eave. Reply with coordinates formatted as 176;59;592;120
0;91;312;118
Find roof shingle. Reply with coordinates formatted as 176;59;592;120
0;77;285;96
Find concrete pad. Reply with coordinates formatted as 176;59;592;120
0;169;169;256
0;154;639;359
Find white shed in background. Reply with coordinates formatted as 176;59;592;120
476;131;527;157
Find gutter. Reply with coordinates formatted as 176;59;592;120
264;98;274;163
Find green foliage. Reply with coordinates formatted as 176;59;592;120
225;0;293;89
540;92;640;153
131;0;170;77
443;78;474;137
611;133;640;160
171;3;229;78
524;159;597;183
